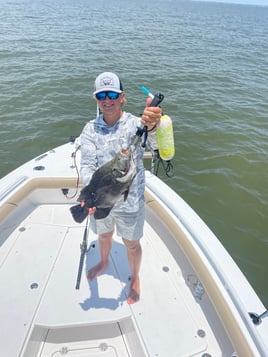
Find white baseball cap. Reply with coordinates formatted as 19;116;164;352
93;72;123;95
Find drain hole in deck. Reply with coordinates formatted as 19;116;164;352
30;283;39;289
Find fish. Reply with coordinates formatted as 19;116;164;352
70;148;136;223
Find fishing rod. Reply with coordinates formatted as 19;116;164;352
75;217;95;289
136;86;164;148
139;86;174;177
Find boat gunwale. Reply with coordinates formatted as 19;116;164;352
0;176;78;225
145;172;268;357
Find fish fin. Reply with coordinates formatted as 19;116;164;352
70;204;88;223
94;207;113;220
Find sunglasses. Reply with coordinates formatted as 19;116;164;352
95;91;120;101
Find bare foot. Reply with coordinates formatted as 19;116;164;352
127;277;140;304
87;261;108;281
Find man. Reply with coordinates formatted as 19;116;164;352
80;72;161;304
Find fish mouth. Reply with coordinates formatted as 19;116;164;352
116;155;136;183
120;148;129;155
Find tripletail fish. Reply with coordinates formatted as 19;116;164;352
70;148;136;223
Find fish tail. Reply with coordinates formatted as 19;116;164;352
70;204;89;223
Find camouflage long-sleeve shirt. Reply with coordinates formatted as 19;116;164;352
80;111;157;213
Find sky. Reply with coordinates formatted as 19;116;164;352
194;0;268;5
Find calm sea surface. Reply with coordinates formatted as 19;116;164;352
1;0;268;305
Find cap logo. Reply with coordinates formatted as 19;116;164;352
100;76;114;88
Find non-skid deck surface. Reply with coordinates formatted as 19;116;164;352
0;204;208;357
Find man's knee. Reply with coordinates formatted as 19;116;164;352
122;238;141;251
99;230;114;240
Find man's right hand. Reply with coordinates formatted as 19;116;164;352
88;207;96;215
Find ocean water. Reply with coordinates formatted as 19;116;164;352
0;0;268;306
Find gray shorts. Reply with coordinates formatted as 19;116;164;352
90;206;145;241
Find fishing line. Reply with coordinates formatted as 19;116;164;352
64;142;80;199
152;150;174;177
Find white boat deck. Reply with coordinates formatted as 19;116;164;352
1;142;267;356
0;199;229;357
